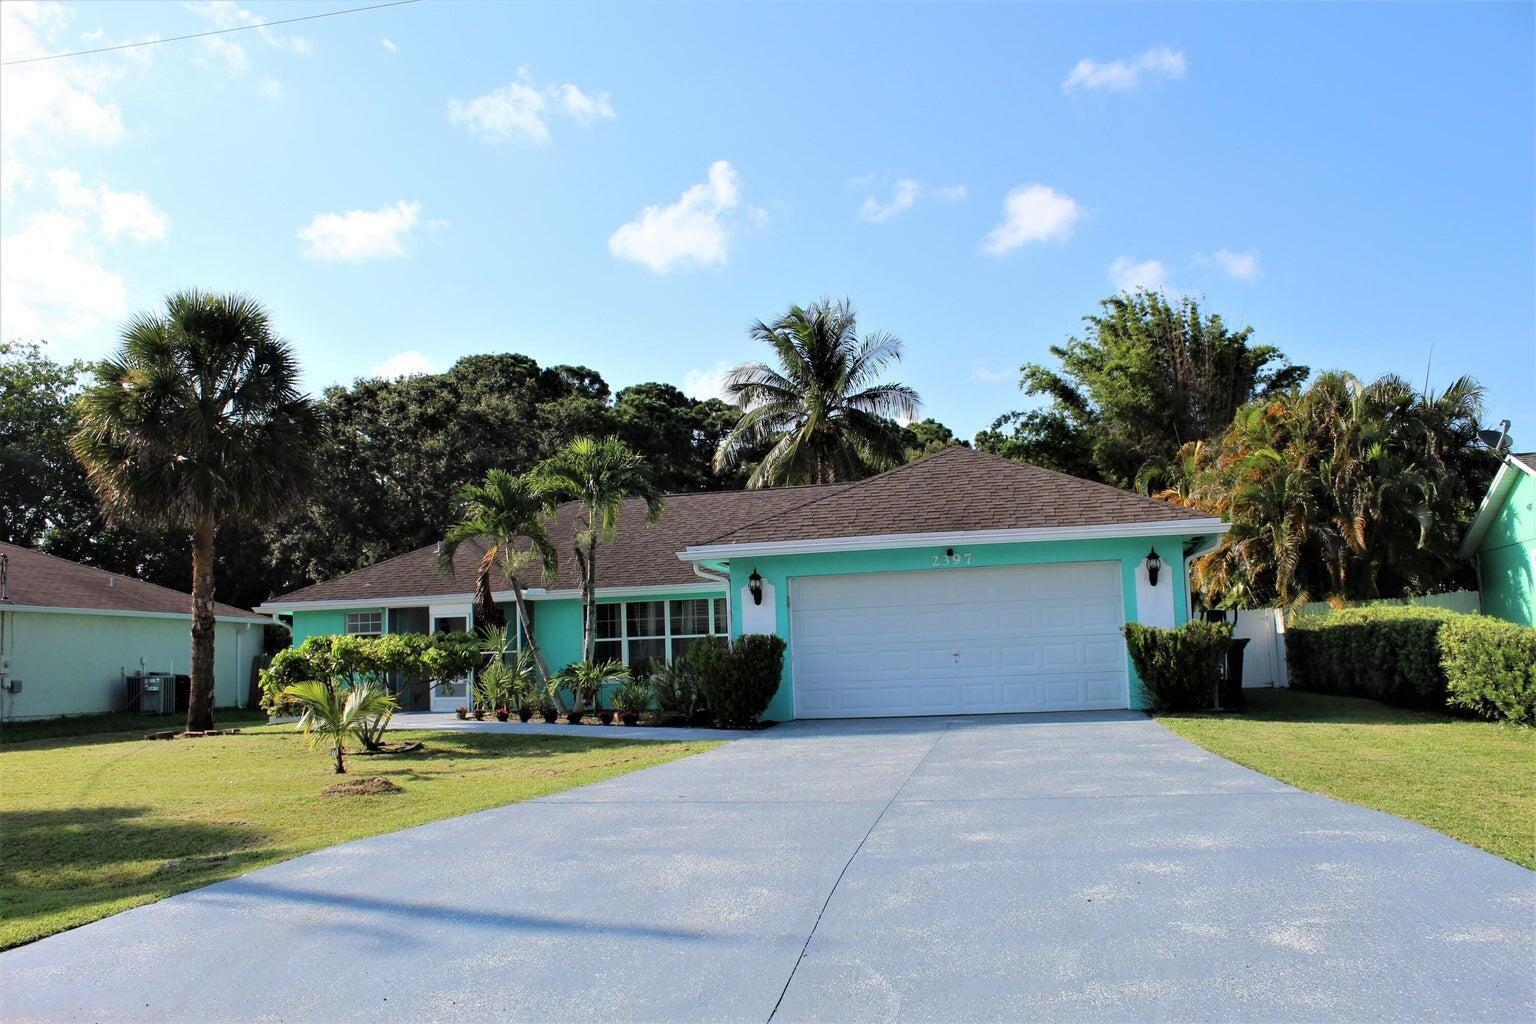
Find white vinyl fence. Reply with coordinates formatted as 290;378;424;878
1223;590;1482;689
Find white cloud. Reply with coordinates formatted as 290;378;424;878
0;2;125;151
48;169;169;242
297;200;422;262
1109;256;1168;292
983;184;1082;254
0;211;129;339
681;360;733;401
1213;247;1262;281
449;70;615;143
186;1;312;54
1063;47;1186;92
609;161;760;273
970;365;1012;383
380;37;397;53
371;350;437;378
859;178;967;223
255;77;284;100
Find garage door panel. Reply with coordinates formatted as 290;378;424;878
791;562;1129;718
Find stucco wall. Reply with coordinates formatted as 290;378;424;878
727;535;1196;720
0;611;265;721
1477;471;1536;626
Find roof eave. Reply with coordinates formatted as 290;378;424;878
1459;457;1528;558
677;518;1230;562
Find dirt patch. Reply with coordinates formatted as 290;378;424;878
320;776;403;797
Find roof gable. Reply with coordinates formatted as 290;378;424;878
695;446;1213;547
0;543;264;620
1460;452;1536;558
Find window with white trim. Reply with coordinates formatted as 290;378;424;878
345;611;383;636
592;597;728;674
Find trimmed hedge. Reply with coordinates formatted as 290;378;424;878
1286;606;1536;724
1123;621;1231;712
688;633;786;728
1441;616;1536;725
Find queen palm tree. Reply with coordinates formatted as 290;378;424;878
713;299;921;487
72;291;318;732
440;469;558;683
535;437;663;663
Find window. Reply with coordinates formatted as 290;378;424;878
345;611;382;636
589;596;729;671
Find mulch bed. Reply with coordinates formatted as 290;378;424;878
320;776;403;797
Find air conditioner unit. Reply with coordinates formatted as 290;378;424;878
128;673;177;715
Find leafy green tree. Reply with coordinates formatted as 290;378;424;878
72;291;319;731
611;382;751;491
898;418;968;460
536;437;664;661
714;299;921;487
978;291;1309;488
439;469;559;682
1173;372;1490;608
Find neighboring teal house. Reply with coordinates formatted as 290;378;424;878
257;447;1228;720
1460;451;1536;627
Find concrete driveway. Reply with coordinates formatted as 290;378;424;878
2;713;1531;1023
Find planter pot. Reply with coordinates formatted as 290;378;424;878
518;709;532;723
597;711;615;725
565;712;584;725
495;709;510;722
472;710;485;721
541;710;559;724
620;713;640;727
454;709;468;720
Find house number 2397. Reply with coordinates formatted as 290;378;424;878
932;550;971;567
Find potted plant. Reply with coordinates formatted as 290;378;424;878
526;687;558;724
472;706;486;721
598;709;615;725
455;706;468;720
495;706;510;722
610;677;652;727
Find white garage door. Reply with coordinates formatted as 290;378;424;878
789;562;1128;718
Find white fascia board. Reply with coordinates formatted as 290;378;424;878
1459;459;1524;558
0;604;272;625
255;580;725;614
677;518;1230;562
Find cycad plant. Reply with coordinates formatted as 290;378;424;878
557;659;631;716
285;681;398;774
713;299;920;487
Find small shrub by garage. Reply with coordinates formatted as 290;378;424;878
1285;606;1456;710
1123;621;1231;712
1440;616;1536;725
688;633;786;727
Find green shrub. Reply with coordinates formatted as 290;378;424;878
1285;607;1458;710
690;633;786;727
649;658;703;722
1123;621;1231;712
1440;616;1536;725
258;631;479;716
609;678;652;716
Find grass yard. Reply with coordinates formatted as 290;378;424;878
0;722;719;949
1158;689;1536;869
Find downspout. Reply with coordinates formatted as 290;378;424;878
692;563;731;639
234;624;252;708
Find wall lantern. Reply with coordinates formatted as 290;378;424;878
1144;548;1163;587
748;568;764;605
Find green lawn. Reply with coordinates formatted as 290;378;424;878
0;722;719;949
1;707;271;745
1158;689;1536;869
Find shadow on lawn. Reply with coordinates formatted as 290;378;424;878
386;734;689;762
0;806;272;888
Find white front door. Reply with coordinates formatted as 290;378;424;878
789;562;1128;719
429;603;473;712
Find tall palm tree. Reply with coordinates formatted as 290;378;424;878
440;469;558;683
72;291;318;732
714;299;921;487
535;437;663;663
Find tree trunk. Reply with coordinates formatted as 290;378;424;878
584;535;598;663
334;741;345;774
509;580;552;683
186;515;218;732
573;544;593;666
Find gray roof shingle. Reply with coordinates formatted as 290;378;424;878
0;542;266;620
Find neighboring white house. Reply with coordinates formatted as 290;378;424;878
0;542;269;722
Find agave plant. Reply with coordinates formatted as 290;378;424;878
285;681;398;774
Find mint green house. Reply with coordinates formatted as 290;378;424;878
257;448;1227;720
1460;451;1536;627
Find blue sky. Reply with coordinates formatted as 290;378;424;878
3;1;1533;443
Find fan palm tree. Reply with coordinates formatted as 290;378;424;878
535;437;663;662
71;291;318;732
285;680;398;774
440;469;558;683
713;299;921;487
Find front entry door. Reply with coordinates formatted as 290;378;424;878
429;604;473;712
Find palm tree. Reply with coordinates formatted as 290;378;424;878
286;680;398;774
72;291;318;732
713;299;921;487
440;469;558;683
535;437;663;663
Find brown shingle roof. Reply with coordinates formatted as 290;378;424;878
697;446;1215;546
0;542;266;620
266;483;848;605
